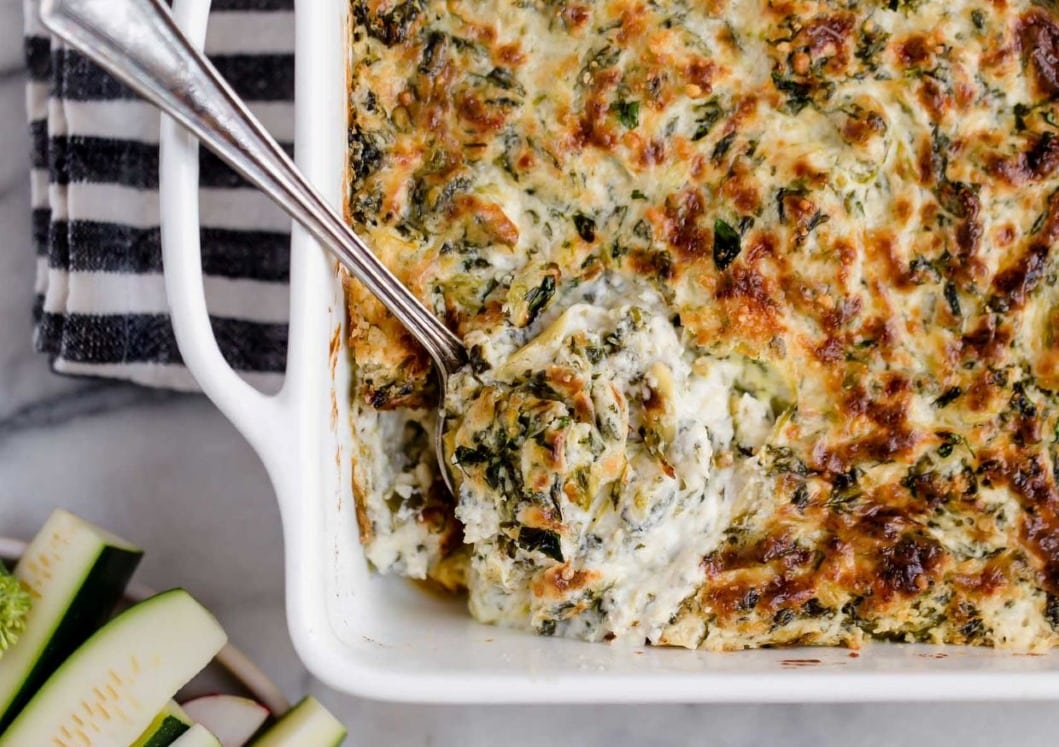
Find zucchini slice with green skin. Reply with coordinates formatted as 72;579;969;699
182;694;270;746
0;509;142;730
171;724;223;746
0;588;227;746
132;701;194;747
250;696;346;746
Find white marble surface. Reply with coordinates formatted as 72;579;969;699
5;3;1059;745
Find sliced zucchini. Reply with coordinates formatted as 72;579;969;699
0;508;142;729
132;701;194;747
250;696;346;746
181;694;269;746
171;724;223;746
0;588;227;746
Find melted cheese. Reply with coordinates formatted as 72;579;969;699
346;0;1059;649
447;282;776;640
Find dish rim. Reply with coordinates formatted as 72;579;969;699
157;0;1059;703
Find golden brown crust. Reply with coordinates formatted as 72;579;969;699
347;0;1059;648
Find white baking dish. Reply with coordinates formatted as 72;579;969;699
157;0;1059;702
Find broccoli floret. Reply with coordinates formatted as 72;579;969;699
0;565;30;655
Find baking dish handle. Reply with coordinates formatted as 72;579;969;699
159;0;288;462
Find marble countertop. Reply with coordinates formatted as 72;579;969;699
4;4;1059;745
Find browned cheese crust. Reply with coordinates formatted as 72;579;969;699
346;0;1059;648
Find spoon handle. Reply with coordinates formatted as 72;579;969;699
40;0;466;375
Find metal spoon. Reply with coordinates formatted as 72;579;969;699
40;0;466;493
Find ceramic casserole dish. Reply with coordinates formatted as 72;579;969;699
158;0;1059;701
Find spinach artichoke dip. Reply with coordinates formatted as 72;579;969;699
345;0;1059;650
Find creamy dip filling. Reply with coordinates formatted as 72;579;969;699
346;0;1059;651
442;281;781;641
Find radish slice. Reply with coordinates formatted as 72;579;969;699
182;694;270;747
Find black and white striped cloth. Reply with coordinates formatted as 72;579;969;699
23;0;294;391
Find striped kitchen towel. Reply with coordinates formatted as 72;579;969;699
23;0;294;391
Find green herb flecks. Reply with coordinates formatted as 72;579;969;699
525;274;557;324
692;99;725;140
936;431;963;458
418;32;448;76
771;72;814;114
712;132;736;163
610;99;640;129
485;66;525;94
933;387;963;409
713;219;742;270
1046;594;1059;631
517;527;564;562
358;0;422;46
348;125;384;183
944;281;961;317
573;213;597;242
765;445;810;476
454;444;490;466
825;490;861;512
856;24;890;71
1015;103;1031;132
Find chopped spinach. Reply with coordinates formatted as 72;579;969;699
960;616;986;640
713;219;742;270
356;0;422;46
468;344;491;374
933;387;963;409
827;486;862;512
579;45;621;85
856;25;890;70
486;66;525;94
766;445;810;476
692;99;725;140
348;125;383;183
771;72;814;114
573;213;597;242
1047;594;1059;631
711;131;736;163
518;527;564;562
454;444;490;465
773;608;796;627
610;99;640;129
776;185;808;223
936;431;962;457
944;281;961;317
1010;383;1038;418
418;31;448;76
1015;102;1031;132
525;275;557;324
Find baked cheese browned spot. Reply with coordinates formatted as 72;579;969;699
346;0;1059;649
